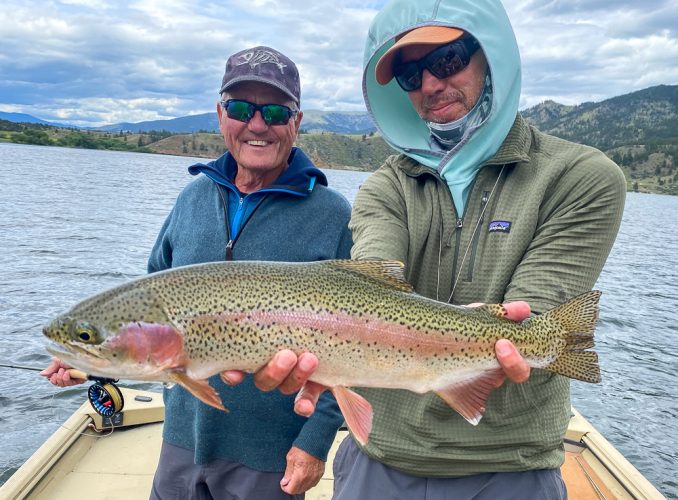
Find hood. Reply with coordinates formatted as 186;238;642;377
363;0;521;214
187;147;328;195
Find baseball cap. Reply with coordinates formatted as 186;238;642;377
219;46;300;105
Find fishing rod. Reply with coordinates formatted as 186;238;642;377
0;362;125;418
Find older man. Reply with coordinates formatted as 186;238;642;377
43;45;352;500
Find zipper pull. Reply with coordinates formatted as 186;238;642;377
225;239;234;261
456;218;463;229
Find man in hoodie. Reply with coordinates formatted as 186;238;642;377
42;45;352;500
332;0;625;498
248;0;625;498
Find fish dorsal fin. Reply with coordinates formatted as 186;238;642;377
328;260;414;292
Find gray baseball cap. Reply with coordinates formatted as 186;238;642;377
219;46;300;105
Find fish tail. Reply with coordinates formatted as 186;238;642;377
540;290;602;383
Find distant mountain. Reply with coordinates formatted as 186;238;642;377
521;84;678;150
94;113;219;134
0;111;72;129
94;109;377;135
300;110;376;134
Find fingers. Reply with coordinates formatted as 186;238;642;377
253;350;318;394
503;301;531;322
219;370;246;386
281;447;325;494
39;357;63;377
294;381;326;417
41;358;84;387
48;367;85;387
278;352;318;394
495;339;530;384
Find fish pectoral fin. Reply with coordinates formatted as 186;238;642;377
434;369;504;425
330;386;373;445
168;371;228;412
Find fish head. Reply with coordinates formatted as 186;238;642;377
43;282;186;381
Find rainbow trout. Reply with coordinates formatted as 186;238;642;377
43;260;601;444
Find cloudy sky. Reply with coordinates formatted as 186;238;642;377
1;0;677;127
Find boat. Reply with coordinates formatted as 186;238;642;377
0;387;665;499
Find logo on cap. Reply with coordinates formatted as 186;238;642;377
236;49;287;74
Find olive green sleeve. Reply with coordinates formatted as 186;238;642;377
504;150;627;314
349;163;410;263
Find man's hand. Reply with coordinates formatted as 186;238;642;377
40;357;87;387
495;301;531;384
280;446;325;495
220;350;325;416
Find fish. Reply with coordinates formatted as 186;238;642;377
43;259;602;445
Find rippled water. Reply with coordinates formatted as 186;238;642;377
0;143;676;497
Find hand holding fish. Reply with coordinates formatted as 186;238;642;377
226;300;533;417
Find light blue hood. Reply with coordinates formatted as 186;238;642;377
363;0;521;215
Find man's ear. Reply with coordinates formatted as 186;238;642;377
293;110;303;133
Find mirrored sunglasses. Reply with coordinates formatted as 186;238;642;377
393;36;481;92
220;99;298;126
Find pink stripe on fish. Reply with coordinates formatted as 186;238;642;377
220;310;487;355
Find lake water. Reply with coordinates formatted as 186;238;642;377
0;143;676;498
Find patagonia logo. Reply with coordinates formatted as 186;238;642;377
488;220;512;233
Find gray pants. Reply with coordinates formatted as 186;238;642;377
332;437;567;500
150;441;303;500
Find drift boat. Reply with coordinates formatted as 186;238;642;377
0;387;665;499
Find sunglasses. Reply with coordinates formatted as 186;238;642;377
220;99;298;126
393;36;480;92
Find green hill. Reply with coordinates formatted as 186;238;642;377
2;84;677;194
521;85;678;194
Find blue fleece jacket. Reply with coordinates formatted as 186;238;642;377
147;147;352;471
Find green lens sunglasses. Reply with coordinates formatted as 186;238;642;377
220;99;298;126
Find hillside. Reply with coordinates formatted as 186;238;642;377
521;84;678;194
2;84;677;193
143;131;392;171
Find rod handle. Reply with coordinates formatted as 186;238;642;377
66;368;88;380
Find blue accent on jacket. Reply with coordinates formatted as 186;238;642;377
148;147;352;471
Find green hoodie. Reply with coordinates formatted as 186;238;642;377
350;0;626;476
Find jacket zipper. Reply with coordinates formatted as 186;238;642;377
466;190;490;281
218;186;268;261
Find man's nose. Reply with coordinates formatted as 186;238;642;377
247;110;269;132
420;69;446;94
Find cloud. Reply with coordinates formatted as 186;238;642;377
0;0;676;126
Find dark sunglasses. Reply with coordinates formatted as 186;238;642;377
393;36;481;92
220;99;298;126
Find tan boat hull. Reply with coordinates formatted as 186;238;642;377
0;388;665;500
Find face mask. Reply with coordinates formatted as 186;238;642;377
426;73;493;149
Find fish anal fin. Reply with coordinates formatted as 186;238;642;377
435;369;504;425
330;386;373;445
327;260;414;293
168;371;228;412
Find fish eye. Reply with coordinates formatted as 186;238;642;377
72;322;99;344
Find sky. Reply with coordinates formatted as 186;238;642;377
1;0;677;127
